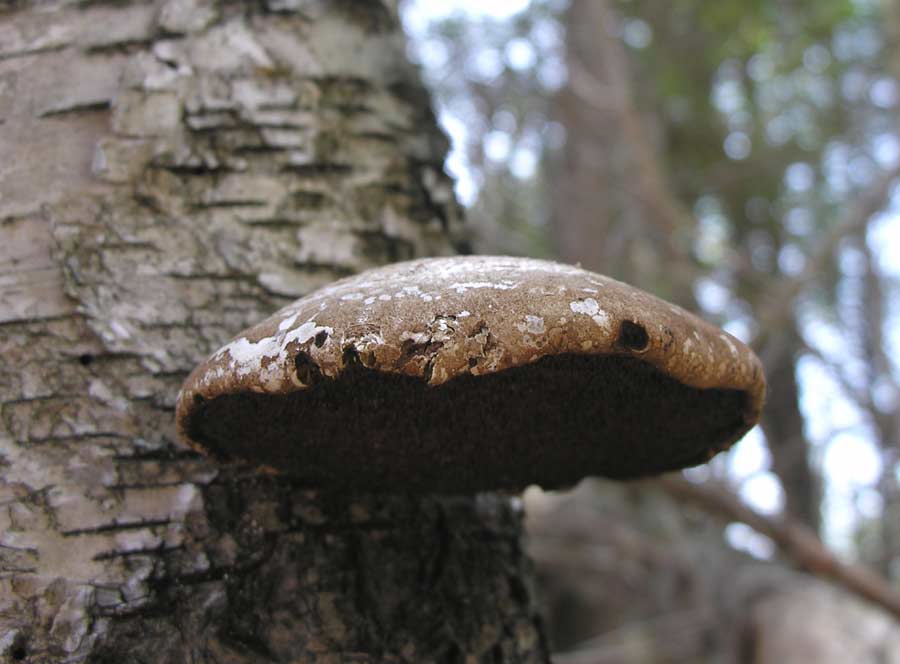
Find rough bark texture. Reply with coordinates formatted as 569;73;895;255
0;2;549;661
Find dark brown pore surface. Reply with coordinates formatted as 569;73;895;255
189;354;749;493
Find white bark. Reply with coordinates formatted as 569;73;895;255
0;2;547;661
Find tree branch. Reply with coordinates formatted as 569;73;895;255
655;474;900;621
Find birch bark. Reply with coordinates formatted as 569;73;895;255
0;2;549;661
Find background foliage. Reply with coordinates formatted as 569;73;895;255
404;0;900;658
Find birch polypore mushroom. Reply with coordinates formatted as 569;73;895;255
176;256;765;492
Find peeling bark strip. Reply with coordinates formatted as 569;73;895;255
0;2;548;661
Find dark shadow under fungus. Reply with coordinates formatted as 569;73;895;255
188;354;749;493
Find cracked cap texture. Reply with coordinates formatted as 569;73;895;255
176;255;766;492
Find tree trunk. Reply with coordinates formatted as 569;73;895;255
548;0;695;306
0;2;549;661
760;324;821;532
549;1;623;275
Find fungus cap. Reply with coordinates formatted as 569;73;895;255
176;256;765;492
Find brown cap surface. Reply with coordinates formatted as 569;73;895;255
176;256;766;492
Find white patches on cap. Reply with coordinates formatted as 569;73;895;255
591;309;611;330
219;336;281;377
570;298;600;316
278;312;300;331
364;296;377;305
198;366;227;389
214;319;332;390
400;330;431;346
340;292;364;301
458;310;471;318
283;320;327;346
569;298;611;331
354;331;386;349
448;281;518;294
378;294;392;301
517;315;545;335
434;317;454;334
302;257;609;310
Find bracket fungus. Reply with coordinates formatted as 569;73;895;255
176;256;765;493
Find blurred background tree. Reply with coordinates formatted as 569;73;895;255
403;0;900;660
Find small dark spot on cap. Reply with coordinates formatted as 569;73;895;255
193;394;205;405
342;346;361;368
619;321;649;353
78;353;94;366
314;330;329;348
294;352;322;386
